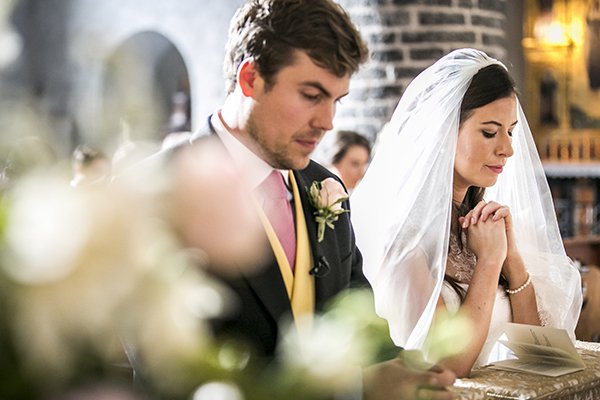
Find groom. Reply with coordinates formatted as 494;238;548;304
178;0;455;398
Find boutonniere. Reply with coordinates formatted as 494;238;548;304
308;178;349;242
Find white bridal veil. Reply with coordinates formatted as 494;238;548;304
351;48;582;350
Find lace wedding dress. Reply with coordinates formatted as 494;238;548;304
441;232;512;366
442;231;559;367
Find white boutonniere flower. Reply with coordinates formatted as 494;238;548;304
308;178;349;242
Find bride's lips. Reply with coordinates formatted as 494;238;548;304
487;165;503;174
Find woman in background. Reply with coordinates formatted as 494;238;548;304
328;130;371;193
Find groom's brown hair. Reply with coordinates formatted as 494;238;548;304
223;0;368;94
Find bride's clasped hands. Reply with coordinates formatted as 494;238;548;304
459;199;541;327
460;200;531;292
459;200;508;276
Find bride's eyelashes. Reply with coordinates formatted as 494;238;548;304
481;130;514;138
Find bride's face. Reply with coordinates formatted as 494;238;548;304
453;95;517;197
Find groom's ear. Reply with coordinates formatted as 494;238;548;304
238;58;263;98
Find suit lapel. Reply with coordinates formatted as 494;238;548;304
244;255;292;322
292;170;340;309
293;171;320;256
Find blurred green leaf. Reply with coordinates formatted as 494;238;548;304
325;288;400;363
423;309;473;364
0;194;7;244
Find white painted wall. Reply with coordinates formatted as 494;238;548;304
64;0;242;142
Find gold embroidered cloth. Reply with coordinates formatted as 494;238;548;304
451;341;600;399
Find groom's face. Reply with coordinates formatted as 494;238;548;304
246;51;351;170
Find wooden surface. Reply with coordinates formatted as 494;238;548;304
576;267;600;342
564;236;600;266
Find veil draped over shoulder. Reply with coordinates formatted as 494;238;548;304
351;48;582;350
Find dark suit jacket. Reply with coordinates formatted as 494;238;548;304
180;117;369;359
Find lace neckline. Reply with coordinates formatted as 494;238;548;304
446;232;476;283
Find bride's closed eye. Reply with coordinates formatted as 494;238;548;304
482;130;497;138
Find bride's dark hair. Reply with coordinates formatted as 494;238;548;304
445;63;516;302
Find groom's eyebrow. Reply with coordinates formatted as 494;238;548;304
301;81;349;101
301;81;332;97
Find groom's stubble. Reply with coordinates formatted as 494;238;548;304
246;113;321;171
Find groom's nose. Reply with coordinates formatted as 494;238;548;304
311;101;335;132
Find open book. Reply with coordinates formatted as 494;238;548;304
489;323;586;377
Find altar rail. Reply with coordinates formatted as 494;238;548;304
451;341;600;399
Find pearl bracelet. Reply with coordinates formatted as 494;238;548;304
506;273;532;295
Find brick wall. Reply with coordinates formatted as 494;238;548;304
336;0;509;141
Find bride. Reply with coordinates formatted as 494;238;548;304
351;48;582;377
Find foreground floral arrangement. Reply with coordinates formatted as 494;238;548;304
0;135;474;399
0;140;379;399
0;2;477;397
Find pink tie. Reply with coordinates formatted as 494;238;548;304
260;170;296;271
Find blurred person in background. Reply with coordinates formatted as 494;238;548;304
328;130;371;193
70;144;110;187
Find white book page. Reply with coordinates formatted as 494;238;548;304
489;323;585;376
490;358;584;377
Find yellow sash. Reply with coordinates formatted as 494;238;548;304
255;171;315;329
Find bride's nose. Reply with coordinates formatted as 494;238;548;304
496;133;514;158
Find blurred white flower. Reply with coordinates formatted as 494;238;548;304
4;173;93;283
278;314;369;392
0;169;217;387
125;250;224;379
193;382;244;400
0;27;21;69
2;173;147;376
423;309;473;365
0;0;21;69
0;136;286;395
169;138;268;273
